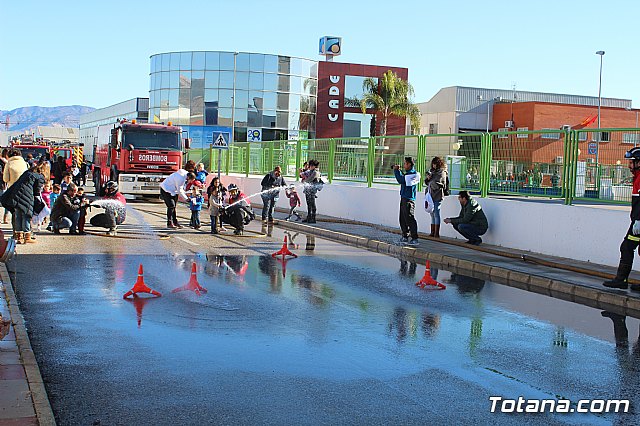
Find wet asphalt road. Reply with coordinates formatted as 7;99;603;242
6;201;640;425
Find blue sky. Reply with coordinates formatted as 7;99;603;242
2;0;639;110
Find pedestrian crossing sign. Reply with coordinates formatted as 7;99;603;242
212;132;230;149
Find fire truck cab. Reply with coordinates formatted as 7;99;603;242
92;120;189;197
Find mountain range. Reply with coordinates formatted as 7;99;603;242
0;105;95;132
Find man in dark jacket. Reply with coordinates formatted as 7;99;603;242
393;157;421;245
50;183;87;234
1;164;45;244
260;166;287;223
444;191;489;245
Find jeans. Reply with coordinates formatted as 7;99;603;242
53;210;80;232
261;194;278;220
453;223;486;243
399;198;418;240
160;188;178;225
429;198;442;225
305;192;317;217
210;215;219;233
286;206;301;220
12;210;32;233
190;210;201;227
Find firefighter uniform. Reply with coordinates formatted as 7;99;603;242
604;148;640;290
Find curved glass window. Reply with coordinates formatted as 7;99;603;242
192;52;205;70
205;52;219;69
170;53;180;71
219;52;234;70
180;52;192;70
249;72;263;90
250;54;264;72
236;53;250;71
150;51;318;141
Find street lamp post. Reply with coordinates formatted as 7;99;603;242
595;50;605;171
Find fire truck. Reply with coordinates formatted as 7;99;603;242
92;120;189;196
10;136;74;168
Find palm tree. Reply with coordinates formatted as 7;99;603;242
360;70;420;136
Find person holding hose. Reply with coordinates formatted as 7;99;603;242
604;147;640;290
393;157;420;246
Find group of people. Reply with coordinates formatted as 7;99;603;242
0;148;126;242
158;159;324;236
394;156;489;246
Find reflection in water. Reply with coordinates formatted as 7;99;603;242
399;260;417;278
204;254;248;282
601;311;640;419
258;255;282;293
261;223;274;237
124;295;157;328
387;307;419;343
284;231;300;249
305;234;315;251
448;273;485;295
291;273;334;306
553;327;568;347
421;312;440;339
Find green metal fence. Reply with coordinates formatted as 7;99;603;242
198;128;640;206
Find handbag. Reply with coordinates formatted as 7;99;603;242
33;196;46;215
424;190;434;214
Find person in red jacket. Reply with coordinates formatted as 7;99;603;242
604;147;640;290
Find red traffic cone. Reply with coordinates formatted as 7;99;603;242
123;264;162;298
416;261;446;290
172;262;208;296
272;236;297;259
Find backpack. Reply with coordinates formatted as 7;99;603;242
444;175;450;196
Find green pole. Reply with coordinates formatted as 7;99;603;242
569;131;578;205
225;148;230;175
367;137;375;187
328;138;336;183
416;135;426;192
245;144;250;177
295;139;302;182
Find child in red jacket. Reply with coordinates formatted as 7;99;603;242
285;186;302;221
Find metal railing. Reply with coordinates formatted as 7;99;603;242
198;128;640;205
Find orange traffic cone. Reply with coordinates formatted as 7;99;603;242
272;236;297;259
416;261;446;290
172;262;208;296
123;264;162;298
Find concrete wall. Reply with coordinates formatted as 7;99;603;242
224;175;631;269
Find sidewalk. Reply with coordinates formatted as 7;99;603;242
0;264;54;426
264;207;640;317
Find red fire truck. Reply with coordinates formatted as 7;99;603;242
10;137;74;168
92;120;189;196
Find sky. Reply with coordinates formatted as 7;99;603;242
2;0;639;111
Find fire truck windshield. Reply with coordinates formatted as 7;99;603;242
18;147;49;161
123;129;180;151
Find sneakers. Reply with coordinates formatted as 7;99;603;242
400;236;409;244
408;239;419;246
167;224;177;229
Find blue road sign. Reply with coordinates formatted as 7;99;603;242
588;142;598;156
212;132;230;149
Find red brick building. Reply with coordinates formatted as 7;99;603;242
492;102;640;165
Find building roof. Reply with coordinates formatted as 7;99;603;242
419;86;631;114
36;126;79;140
80;98;149;128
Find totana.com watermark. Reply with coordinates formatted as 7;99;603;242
489;396;630;414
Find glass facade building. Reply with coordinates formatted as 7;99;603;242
148;51;318;151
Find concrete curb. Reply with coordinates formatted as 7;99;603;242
0;263;56;426
276;220;640;318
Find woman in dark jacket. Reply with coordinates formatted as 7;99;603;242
4;162;45;244
424;156;447;238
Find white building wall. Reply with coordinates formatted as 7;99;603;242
224;175;631;269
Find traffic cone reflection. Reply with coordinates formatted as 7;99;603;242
172;262;208;296
124;295;153;328
123;264;162;298
416;261;446;290
272;236;297;259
